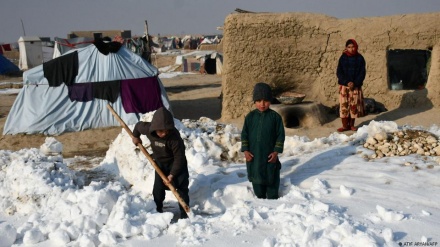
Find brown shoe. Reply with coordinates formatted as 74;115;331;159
337;127;349;132
337;118;350;132
349;118;357;131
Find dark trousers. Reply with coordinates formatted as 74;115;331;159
251;170;280;199
153;171;190;214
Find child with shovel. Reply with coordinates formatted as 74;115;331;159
132;107;190;219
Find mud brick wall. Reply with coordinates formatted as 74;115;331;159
221;12;440;120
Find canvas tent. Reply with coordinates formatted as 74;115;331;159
3;41;171;135
0;54;19;75
18;36;43;70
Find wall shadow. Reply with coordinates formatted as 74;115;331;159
165;84;221;94
358;88;433;127
170;97;222;120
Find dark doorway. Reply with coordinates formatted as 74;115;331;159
204;58;216;74
387;49;431;90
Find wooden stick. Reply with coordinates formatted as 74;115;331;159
107;104;190;213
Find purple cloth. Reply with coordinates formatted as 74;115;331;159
68;83;93;102
121;77;164;113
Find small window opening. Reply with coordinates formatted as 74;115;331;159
387;49;431;90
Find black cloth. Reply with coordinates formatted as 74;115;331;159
92;80;120;103
43;51;79;87
93;39;122;55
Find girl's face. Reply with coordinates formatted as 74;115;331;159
346;44;356;55
156;129;169;138
255;99;271;112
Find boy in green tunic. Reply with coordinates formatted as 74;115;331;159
241;82;285;199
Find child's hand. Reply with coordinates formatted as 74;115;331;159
244;151;254;162
163;174;173;184
268;152;278;163
132;137;142;146
348;81;354;90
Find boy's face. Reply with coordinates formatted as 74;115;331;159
254;99;271;112
156;129;169;138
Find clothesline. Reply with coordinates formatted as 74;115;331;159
55;40;95;48
23;76;163;114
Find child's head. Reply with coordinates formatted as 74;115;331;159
253;82;272;112
345;39;358;55
150;107;174;138
155;129;170;138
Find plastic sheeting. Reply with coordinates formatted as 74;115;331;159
3;44;171;135
0;54;19;75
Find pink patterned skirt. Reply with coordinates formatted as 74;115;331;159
339;85;365;118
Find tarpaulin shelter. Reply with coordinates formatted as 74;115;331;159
0;54;19;75
3;41;171;135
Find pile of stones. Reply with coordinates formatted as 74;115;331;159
362;129;440;159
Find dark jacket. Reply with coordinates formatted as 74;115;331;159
336;53;366;88
132;107;188;180
241;109;285;185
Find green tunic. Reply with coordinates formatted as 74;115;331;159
241;108;285;185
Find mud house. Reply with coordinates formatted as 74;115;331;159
221;12;440;122
68;30;131;40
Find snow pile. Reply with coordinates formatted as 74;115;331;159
0;119;439;246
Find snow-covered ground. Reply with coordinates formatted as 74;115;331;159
1;114;439;246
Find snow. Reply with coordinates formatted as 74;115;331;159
1;74;440;246
1;117;440;246
0;88;20;95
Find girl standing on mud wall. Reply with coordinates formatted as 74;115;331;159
336;39;366;132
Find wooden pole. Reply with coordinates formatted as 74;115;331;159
107;104;190;213
20;19;26;36
143;20;152;63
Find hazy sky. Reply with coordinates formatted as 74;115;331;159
1;0;440;43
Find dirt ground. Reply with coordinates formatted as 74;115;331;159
2;54;440;158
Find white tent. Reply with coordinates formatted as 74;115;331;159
4;42;171;135
18;36;43;70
